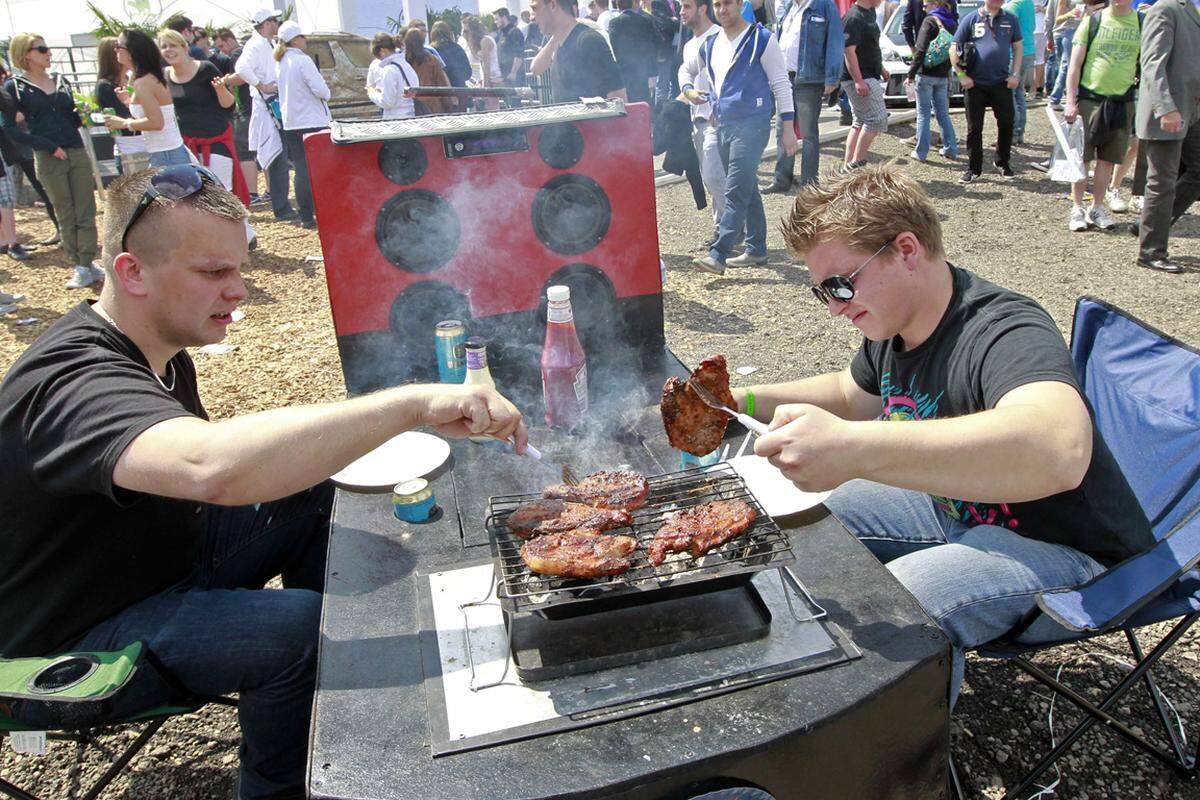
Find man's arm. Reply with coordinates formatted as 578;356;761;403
755;380;1093;501
1007;38;1023;88
113;384;527;506
1062;24;1088;121
530;30;564;76
824;2;846;89
902;0;918;47
1138;6;1180;126
733;368;880;424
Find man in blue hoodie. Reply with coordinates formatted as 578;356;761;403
682;0;798;275
763;0;845;192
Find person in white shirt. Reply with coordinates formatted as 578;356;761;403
677;0;727;243
235;9;296;221
368;33;419;119
274;21;330;230
680;0;796;275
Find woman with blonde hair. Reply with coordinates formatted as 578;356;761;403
1;32;100;288
102;28;191;167
404;27;454;113
274;21;330;229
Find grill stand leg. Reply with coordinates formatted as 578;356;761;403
459;562;515;692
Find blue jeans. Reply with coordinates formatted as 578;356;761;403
1050;31;1073;103
711;118;771;262
148;143;194;167
825;480;1105;707
72;482;334;800
773;82;826;189
914;75;958;160
1012;61;1035;139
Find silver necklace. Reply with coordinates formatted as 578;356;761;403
91;302;177;392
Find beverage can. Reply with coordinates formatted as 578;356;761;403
435;320;466;383
680;449;720;470
393;478;437;523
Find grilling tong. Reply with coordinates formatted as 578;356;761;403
689;382;771;436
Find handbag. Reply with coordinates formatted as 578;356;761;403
957;41;979;74
924;21;954;68
390;62;433;116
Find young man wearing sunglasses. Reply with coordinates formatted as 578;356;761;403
735;164;1154;704
0;165;529;800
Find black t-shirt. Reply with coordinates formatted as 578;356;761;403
849;267;1155;567
169;60;233;158
496;22;526;74
550;23;623;102
608;10;660;102
0;303;206;657
94;78;131;118
841;3;883;82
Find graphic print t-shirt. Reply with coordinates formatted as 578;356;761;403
849;266;1154;566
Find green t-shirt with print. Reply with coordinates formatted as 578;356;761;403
1073;9;1140;96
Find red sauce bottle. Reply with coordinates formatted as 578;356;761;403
541;285;588;429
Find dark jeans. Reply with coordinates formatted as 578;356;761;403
964;82;1014;175
773;81;826;189
266;145;294;220
72;482;334;800
1139;128;1200;261
282;128;320;224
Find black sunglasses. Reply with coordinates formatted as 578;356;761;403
810;241;893;306
31;45;50;54
121;164;219;252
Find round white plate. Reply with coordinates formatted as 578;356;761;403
330;432;451;493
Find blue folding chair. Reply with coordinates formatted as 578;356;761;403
952;297;1200;798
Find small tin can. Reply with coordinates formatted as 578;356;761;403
680;449;720;470
435;320;467;384
393;479;437;523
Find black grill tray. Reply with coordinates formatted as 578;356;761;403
485;465;795;617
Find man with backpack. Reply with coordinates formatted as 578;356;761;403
1062;0;1142;232
951;0;1023;182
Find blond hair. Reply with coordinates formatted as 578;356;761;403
9;33;42;72
103;168;246;264
156;28;190;51
781;163;945;260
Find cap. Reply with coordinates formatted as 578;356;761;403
251;8;283;25
547;285;570;302
277;20;304;43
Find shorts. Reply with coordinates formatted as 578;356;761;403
0;170;13;208
840;78;888;133
1078;97;1133;164
233;113;254;160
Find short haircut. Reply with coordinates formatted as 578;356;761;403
616;0;634;9
8;33;40;72
157;28;190;51
495;7;510;17
371;32;396;56
123;28;165;84
430;21;454;43
215;27;236;42
103;169;247;266
781;163;945;260
165;14;193;32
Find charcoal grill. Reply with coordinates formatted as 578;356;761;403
485;464;795;617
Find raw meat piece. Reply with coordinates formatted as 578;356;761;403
520;529;639;578
661;354;735;456
648;499;757;566
542;470;649;510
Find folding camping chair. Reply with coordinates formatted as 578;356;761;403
951;296;1200;799
0;641;235;800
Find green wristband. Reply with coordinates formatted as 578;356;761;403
745;390;755;418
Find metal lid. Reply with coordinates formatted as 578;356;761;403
436;320;464;331
394;478;430;496
547;285;570;302
465;336;487;350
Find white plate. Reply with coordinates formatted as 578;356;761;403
330;432;451;493
711;455;832;518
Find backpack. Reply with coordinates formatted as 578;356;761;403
923;19;954;67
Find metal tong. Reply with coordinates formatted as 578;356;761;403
689;382;770;436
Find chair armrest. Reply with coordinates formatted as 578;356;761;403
0;641;143;703
1036;512;1200;633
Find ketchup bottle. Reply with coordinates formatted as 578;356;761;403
541;285;588;429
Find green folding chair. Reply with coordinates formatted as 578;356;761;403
0;641;235;800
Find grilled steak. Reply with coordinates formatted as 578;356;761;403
661;354;735;456
648;499;757;566
520;529;639;578
507;500;632;539
542;470;650;510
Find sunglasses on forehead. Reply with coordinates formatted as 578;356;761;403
810;240;893;306
121;164;220;252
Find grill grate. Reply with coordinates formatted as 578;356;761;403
486;465;795;615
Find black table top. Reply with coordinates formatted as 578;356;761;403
308;356;949;800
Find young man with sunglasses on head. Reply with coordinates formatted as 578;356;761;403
0;165;529;800
735;164;1154;704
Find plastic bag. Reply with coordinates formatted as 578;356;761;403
1046;105;1085;183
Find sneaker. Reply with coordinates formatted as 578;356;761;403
994;162;1015;179
0;303;16;315
1088;206;1117;231
1068;205;1090;232
39;231;60;246
249;193;268;207
5;243;29;261
1129;195;1143;213
0;291;25;304
65;265;97;289
1029;160;1051;173
727;252;768;267
909;150;926;163
960;170;979;184
692;255;726;276
1106;189;1128;213
761;183;790;194
839;112;853;126
939;148;957;160
1050;102;1064;111
90;262;106;282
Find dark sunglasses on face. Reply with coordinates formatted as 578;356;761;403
810;241;893;306
32;45;50;54
121;164;220;252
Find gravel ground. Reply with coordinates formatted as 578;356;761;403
0;104;1198;798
